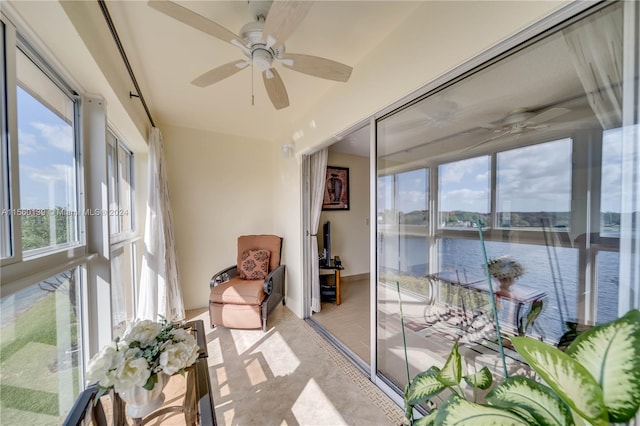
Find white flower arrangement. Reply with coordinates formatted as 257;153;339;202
86;319;200;394
487;256;525;281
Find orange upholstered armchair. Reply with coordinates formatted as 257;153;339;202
209;235;285;331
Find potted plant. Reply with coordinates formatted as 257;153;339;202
86;318;200;418
403;309;640;425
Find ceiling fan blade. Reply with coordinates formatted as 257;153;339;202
262;68;289;110
465;130;510;152
280;54;352;82
148;1;244;46
262;1;313;48
191;60;249;87
528;107;571;124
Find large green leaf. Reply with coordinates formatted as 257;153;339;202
413;410;437;426
435;395;529;425
486;375;573;426
566;309;640;423
520;299;544;335
463;366;493;390
406;366;446;406
437;341;461;387
511;336;608;425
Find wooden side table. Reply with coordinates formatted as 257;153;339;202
320;256;344;305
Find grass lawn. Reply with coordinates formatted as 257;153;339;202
1;289;80;422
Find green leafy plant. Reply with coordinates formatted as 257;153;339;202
403;309;640;425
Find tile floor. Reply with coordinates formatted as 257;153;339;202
186;305;404;426
311;278;370;364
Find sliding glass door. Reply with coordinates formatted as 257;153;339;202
375;0;639;394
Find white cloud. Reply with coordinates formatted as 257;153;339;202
18;129;39;155
496;140;572;211
23;164;74;183
475;171;490;183
398;190;427;212
20;164;75;209
440;188;489;212
440;156;488;184
30;122;74;152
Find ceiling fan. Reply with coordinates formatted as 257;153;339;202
467;106;572;150
385;99;460;134
148;0;353;110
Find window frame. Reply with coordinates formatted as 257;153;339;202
107;128;135;242
1;22;85;268
1;20;12;259
107;128;137;334
377;127;622;327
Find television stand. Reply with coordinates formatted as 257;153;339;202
320;256;344;305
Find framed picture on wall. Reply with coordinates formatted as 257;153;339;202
322;166;350;210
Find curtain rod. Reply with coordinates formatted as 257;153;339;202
97;0;156;128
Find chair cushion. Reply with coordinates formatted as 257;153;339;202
210;277;266;305
209;302;262;329
237;235;282;272
239;249;270;280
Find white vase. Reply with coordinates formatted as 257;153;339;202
498;277;515;292
118;373;168;418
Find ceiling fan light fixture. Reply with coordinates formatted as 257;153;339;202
252;48;273;72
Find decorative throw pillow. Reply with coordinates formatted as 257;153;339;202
239;249;271;280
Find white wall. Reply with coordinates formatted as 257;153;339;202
161;124;276;310
271;150;303;316
320;151;370;277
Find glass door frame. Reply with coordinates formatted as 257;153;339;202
366;0;614;404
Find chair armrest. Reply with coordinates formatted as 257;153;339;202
210;265;237;287
63;384;108;426
264;264;285;295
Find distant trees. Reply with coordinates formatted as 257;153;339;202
21;208;74;251
379;209;621;229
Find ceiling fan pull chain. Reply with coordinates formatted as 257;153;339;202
251;61;255;106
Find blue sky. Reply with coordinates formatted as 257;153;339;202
17;87;75;210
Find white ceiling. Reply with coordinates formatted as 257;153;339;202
98;1;604;162
333;18;602;161
105;1;422;141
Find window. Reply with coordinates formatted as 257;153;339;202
111;243;136;337
17;48;79;254
600;128;622;238
1;21;11;259
107;131;136;335
1;17;91;418
438;156;490;229
107;131;134;237
496;139;573;229
0;268;83;423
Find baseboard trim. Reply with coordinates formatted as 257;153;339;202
342;272;370;282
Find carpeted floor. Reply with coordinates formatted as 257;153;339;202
186;306;404;426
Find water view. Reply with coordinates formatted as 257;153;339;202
380;235;619;344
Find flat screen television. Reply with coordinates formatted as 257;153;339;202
322;221;331;266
